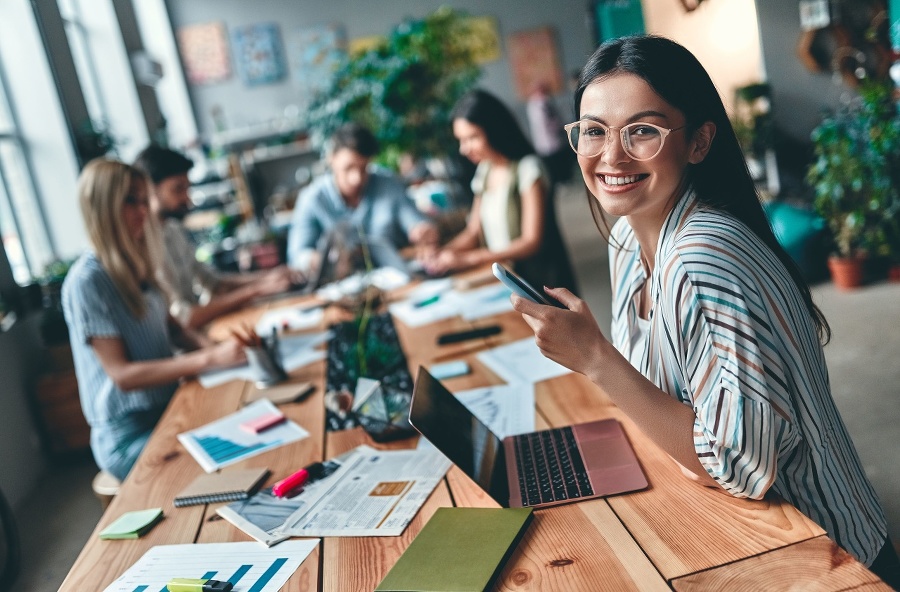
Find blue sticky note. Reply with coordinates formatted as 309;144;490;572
430;361;470;380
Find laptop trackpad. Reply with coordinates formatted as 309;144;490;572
581;436;636;470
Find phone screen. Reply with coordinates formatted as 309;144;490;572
492;263;565;308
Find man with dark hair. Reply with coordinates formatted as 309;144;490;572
286;122;438;273
134;145;298;330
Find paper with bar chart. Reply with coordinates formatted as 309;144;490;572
102;540;318;592
177;399;309;472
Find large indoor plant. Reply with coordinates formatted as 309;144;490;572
303;7;485;170
806;81;900;288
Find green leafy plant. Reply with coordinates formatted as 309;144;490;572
304;7;485;169
732;82;774;160
806;81;900;259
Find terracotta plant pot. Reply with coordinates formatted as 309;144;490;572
888;265;900;283
827;256;865;290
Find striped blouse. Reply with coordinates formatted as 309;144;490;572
609;190;886;565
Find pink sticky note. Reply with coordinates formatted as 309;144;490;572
240;411;286;434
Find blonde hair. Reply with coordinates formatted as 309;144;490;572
77;158;161;317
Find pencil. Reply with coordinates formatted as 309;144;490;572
229;328;251;347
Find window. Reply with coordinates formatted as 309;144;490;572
58;0;109;131
0;64;55;284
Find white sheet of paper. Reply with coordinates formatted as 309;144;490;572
387;291;464;327
476;337;572;385
455;382;535;438
255;306;324;335
177;399;309;472
458;282;514;320
101;540;318;592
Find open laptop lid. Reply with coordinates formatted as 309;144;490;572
409;367;510;506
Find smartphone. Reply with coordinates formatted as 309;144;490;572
492;263;566;308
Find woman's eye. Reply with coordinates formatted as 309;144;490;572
630;125;661;137
584;126;607;137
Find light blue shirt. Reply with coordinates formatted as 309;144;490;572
62;252;176;479
286;167;426;269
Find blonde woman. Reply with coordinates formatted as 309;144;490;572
62;159;244;481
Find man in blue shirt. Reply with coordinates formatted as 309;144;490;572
286;123;438;273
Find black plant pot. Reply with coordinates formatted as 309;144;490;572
324;312;415;442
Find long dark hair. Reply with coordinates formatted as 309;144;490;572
575;35;830;343
451;89;534;161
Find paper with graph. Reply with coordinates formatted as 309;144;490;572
177;399;309;472
101;540;318;592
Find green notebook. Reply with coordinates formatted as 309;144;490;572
98;507;164;540
376;507;533;592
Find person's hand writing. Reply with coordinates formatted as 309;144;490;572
511;287;609;377
205;337;246;369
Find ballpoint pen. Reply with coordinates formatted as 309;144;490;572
272;461;326;497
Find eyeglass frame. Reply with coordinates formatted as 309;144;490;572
562;119;687;161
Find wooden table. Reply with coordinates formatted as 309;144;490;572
60;271;890;591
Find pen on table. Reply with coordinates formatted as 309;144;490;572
166;577;233;592
412;294;441;308
272;461;326;497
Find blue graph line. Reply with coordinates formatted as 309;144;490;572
202;571;218;579
192;434;276;464
133;587;148;592
228;564;253;585
247;558;288;592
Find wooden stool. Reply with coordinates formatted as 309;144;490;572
91;471;121;511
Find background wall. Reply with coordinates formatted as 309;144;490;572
754;0;845;146
641;0;764;114
164;0;596;140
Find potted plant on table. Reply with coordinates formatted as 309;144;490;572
806;81;900;289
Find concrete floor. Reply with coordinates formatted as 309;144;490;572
10;176;900;590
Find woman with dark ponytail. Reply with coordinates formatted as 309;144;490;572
511;35;897;584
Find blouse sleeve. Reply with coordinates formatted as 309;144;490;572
665;251;801;499
470;162;489;195
67;271;121;343
516;155;547;194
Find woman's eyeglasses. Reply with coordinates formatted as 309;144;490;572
563;120;686;161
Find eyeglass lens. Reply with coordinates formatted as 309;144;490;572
568;121;666;161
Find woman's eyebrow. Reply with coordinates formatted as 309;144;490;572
580;110;670;124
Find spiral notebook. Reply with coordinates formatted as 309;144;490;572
174;467;270;507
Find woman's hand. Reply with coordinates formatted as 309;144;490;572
511;286;610;378
421;248;477;276
205;337;247;369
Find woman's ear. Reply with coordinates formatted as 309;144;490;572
688;122;716;164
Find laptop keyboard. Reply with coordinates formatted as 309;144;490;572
513;427;594;506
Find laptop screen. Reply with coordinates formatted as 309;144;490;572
409;367;509;506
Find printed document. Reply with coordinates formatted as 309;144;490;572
455;382;535;438
476;337;572;385
218;445;451;541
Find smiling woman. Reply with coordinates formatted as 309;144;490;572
510;35;900;585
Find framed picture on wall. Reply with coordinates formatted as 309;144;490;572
176;21;231;85
232;23;287;86
506;26;563;99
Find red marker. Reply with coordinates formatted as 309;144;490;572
272;462;325;497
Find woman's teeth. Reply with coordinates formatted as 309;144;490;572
604;175;641;186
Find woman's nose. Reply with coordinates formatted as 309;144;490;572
601;134;629;166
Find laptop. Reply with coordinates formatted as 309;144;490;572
409;367;648;508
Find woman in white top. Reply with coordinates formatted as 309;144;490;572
422;89;577;293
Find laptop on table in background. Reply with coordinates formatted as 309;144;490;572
409;367;648;509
